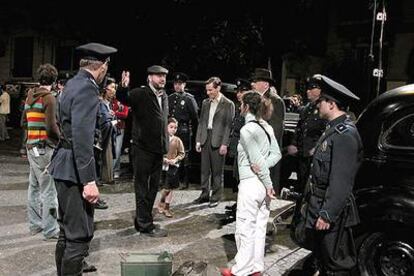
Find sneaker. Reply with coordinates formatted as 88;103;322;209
43;234;59;241
163;208;173;218
29;227;42;236
114;172;120;179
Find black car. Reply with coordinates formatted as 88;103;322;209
353;84;414;276
278;84;414;275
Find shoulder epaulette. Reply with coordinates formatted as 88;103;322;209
335;123;349;134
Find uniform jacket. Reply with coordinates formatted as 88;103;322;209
237;113;281;188
168;91;199;151
49;69;100;184
294;102;327;157
196;93;235;148
263;88;285;147
305;114;363;229
128;85;169;154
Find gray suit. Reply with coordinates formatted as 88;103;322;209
196;94;235;202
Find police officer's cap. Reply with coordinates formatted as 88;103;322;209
315;74;360;104
147;65;169;75
306;75;323;90
235;78;251;92
173;72;189;83
76;42;117;62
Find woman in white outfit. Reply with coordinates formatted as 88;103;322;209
221;91;281;276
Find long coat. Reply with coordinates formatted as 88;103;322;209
128;85;169;154
49;69;99;184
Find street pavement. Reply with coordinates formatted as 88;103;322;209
0;130;309;276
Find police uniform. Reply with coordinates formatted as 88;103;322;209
49;42;117;276
303;75;363;275
168;73;199;188
294;77;328;193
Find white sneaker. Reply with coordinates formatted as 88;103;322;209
114;172;120;179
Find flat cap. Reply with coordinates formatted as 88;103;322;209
173;72;188;82
76;42;117;62
147;65;169;75
315;74;360;104
235;78;251;91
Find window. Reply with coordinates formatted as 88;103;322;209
13;37;34;78
382;114;414;150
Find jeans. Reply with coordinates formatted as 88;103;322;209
27;146;59;238
113;129;125;174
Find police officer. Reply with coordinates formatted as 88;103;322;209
168;72;199;189
287;75;328;193
304;75;362;275
49;42;117;275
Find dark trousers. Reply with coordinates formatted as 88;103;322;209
133;145;162;232
312;228;356;275
55;180;94;276
200;130;225;202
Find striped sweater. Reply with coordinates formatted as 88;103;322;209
23;87;60;146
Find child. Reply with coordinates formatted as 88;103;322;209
158;117;185;217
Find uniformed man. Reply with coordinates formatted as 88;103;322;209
303;75;363;275
287;75;328;193
168;72;199;189
48;42;117;275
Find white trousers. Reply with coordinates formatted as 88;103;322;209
232;176;270;276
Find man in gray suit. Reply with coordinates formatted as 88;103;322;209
194;77;235;207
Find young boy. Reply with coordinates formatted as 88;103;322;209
158;117;185;217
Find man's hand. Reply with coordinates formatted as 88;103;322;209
266;187;276;200
121;70;130;88
315;217;330;230
83;181;100;204
219;145;227;156
196;143;201;153
251;163;260;174
287;145;298;155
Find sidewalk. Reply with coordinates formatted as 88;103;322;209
0;134;308;275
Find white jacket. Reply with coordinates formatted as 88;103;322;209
237;113;282;188
0;91;10;115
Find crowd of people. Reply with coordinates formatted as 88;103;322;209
0;41;365;276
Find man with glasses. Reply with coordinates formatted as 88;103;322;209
49;42;117;275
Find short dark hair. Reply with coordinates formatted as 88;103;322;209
205;76;221;88
36;64;58;85
242;91;262;117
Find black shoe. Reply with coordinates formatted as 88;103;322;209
225;203;237;211
192;197;209;204
141;227;168;238
94;199;108;209
82;260;97;273
208;201;219;208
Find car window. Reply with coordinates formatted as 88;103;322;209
381;113;414;150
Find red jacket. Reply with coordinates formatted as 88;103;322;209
111;99;129;129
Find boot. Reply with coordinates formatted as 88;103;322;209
163;204;173;218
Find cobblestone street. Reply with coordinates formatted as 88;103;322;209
0;130;309;275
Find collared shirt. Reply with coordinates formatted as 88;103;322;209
208;92;222;129
149;83;162;109
237;113;281;188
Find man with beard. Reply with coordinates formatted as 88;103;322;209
128;65;169;237
49;42;117;275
